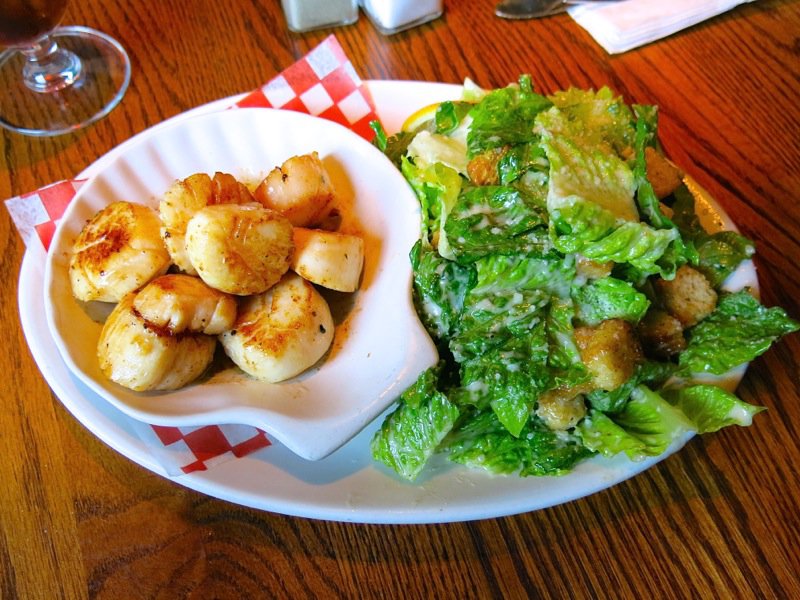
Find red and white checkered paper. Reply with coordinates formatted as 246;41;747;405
5;35;380;476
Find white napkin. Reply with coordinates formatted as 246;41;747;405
568;0;758;54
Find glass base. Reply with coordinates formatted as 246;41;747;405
0;25;131;137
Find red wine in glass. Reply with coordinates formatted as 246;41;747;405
0;0;131;136
0;0;69;47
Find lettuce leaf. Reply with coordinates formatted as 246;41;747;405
467;74;552;156
662;385;765;433
631;104;676;229
547;86;637;156
370;366;461;480
459;324;550;436
370;121;416;167
497;142;549;186
541;131;638;223
572;276;650;326
407;130;469;175
444;184;550;263
586;360;677;414
578;386;694;460
444;409;594;476
550;198;681;278
434;100;473;136
546;297;590;389
671;185;755;288
401;157;462;259
410;241;476;341
679;290;800;375
451;254;574;361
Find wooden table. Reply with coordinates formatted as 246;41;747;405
2;0;799;597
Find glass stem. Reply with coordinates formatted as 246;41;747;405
20;34;82;93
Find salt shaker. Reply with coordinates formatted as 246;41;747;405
360;0;444;35
281;0;360;33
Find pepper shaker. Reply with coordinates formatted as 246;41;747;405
281;0;360;33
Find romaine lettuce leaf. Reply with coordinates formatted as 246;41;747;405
370;366;461;480
407;130;469;175
370;121;416;167
671;185;755;288
444;409;594;476
434;101;473;136
679;290;800;375
631;104;676;229
586;360;677;414
451;254;574;361
410;241;476;341
546;297;590;389
577;411;651;459
467;74;552;157
572;276;650;326
497;142;548;186
578;386;695;460
662;385;765;433
401;157;462;259
547;86;636;156
540;132;638;223
444;184;550;263
459;324;550;436
550;198;681;278
451;284;549;362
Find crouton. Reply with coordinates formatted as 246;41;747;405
575;254;614;280
536;384;592;431
574;319;643;391
654;265;717;327
637;308;686;358
645;147;684;199
466;146;507;186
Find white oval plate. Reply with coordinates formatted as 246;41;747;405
22;81;758;523
42;107;438;461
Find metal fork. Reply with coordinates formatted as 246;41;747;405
495;0;621;20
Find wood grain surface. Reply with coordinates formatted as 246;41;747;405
2;0;799;598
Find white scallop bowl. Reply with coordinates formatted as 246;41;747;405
43;108;438;461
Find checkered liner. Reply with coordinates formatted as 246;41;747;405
5;35;379;476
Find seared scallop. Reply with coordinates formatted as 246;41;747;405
133;274;237;335
159;171;254;274
253;152;336;227
291;227;364;292
185;203;293;295
69;201;171;303
97;293;217;391
219;273;334;383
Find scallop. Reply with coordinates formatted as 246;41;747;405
219;273;334;383
133;274;237;335
185;203;293;296
253;152;336;227
159;171;254;274
69;201;171;303
97;293;217;391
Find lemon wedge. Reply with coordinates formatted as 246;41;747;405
401;102;441;132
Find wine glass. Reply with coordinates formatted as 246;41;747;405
0;0;131;136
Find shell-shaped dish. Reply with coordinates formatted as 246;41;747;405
44;108;438;461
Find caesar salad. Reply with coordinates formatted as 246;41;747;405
368;75;798;481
